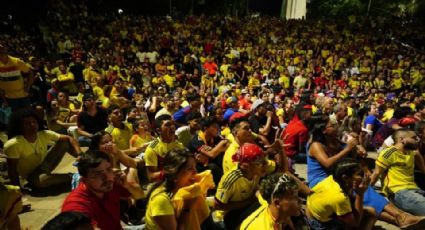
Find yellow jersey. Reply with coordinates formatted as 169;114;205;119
145;184;174;230
376;146;418;195
105;122;133;150
0;56;31;98
240;206;284;230
144;138;184;168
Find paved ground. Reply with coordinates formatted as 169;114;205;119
18;154;399;229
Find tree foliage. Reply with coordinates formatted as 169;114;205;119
308;0;424;22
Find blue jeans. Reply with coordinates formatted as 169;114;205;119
393;189;425;216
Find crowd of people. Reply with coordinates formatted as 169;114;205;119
1;0;425;229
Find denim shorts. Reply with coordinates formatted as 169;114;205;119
393;189;425;216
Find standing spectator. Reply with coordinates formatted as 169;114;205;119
0;42;34;111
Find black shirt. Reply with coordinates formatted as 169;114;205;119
77;107;108;134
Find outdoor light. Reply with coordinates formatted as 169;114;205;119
118;9;123;14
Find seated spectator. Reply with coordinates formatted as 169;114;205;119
104;104;133;151
62;150;140;230
145;148;215;230
281;105;312;163
172;93;201;126
144;114;184;182
189;116;228;184
371;128;425;216
363;103;382;137
223;96;240;122
307;114;422;228
129;119;154;149
175;111;202;148
0;183;23;230
77;93;108;147
306;159;374;229
215;142;288;230
240;173;301;230
46;99;76;134
5;108;81;189
42;212;93;230
249;99;274;137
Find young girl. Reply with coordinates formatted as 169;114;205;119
130;119;154;149
145;148;214;230
307;159;372;229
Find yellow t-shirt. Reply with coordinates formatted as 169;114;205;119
240;206;279;230
57;72;74;82
163;74;176;88
248;77;260;88
222;141;239;174
0;184;23;227
307;175;352;222
4;130;61;178
279;75;290;89
376;146;418;195
130;134;154;148
381;109;394;123
0;56;31;99
391;78;404;90
144;138;185;168
105;123;133;150
145;184;175;230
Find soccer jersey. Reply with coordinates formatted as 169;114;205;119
144;138;184;169
376;146;418;195
240;206;282;230
145;184;175;230
105;122;133;150
307;175;352;222
0;56;31;98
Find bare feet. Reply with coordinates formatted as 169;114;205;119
397;213;425;230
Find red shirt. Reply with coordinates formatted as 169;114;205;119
203;62;218;75
281;115;308;157
62;182;130;230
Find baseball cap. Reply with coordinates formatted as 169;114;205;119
226;96;238;105
251;99;265;111
232;143;265;163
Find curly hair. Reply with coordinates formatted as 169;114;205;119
259;173;298;203
7;108;45;138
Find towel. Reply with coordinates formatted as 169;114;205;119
172;170;215;230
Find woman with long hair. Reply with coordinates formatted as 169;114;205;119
145;148;214;230
307;159;372;229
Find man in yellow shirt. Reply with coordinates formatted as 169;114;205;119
4;108;81;189
0;42;34;110
240;173;300;230
371;129;425;215
144;114;184;182
104;104;133;150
